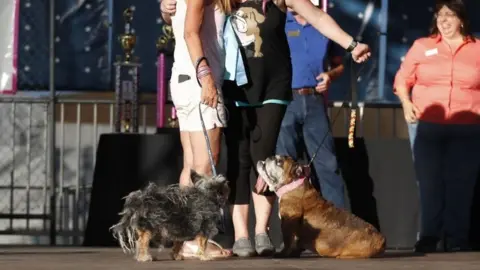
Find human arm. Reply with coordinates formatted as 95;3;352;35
283;0;370;63
160;0;177;25
393;40;423;122
325;53;345;81
184;0;218;107
315;45;344;93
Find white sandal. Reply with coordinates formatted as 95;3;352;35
180;239;233;259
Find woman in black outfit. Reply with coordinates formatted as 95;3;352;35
224;0;371;257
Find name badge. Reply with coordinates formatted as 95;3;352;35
287;30;300;37
425;48;438;57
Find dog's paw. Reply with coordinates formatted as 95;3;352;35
170;252;184;261
135;253;153;262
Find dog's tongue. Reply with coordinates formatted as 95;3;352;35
255;176;269;194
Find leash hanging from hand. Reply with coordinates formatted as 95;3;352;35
198;104;218;176
307;56;365;168
195;56;220;177
195;56;229;233
348;57;359;149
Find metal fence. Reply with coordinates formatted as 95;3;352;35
0;0;411;246
0;96;157;245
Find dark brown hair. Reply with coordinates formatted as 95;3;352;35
430;0;475;41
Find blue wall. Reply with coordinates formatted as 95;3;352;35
16;0;480;103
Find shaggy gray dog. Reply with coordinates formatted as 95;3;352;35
110;170;230;262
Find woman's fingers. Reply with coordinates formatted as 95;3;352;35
212;94;218;108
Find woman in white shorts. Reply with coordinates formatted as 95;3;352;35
160;0;234;259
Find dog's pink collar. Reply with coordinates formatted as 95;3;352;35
276;177;305;198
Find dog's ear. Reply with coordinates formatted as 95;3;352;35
214;174;227;183
190;170;202;184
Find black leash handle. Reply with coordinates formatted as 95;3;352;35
308;56;364;167
348;58;359;148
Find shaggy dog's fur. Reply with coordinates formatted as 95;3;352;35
110;170;230;261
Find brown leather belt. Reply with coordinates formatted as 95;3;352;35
294;87;316;95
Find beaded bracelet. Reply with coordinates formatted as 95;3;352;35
195;56;209;87
197;66;211;83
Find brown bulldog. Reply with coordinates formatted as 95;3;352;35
255;155;386;259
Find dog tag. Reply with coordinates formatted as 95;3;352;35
425;48;438;57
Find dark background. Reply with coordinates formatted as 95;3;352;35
16;0;480;103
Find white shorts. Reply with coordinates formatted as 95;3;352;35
170;73;227;132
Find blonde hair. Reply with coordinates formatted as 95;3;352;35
215;0;235;14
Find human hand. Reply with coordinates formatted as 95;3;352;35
161;0;177;15
315;73;331;93
401;99;420;123
200;75;218;108
351;42;371;63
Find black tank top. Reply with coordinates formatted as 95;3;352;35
226;0;292;105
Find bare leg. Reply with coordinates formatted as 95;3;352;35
179;131;194;187
189;127;222;174
230;204;250;241
252;192;275;235
180;127;231;257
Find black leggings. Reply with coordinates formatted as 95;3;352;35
224;103;287;204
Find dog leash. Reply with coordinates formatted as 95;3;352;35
195;57;227;177
307;56;366;168
195;57;229;233
198;104;220;176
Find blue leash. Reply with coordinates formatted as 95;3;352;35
198;103;218;176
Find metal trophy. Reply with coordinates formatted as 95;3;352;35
156;25;177;128
114;7;140;133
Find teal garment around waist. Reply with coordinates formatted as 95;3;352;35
234;99;290;107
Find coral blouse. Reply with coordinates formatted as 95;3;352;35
394;35;480;124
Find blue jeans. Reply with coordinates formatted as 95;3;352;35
407;122;418;152
413;121;480;248
276;91;345;208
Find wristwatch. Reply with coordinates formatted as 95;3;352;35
346;39;358;53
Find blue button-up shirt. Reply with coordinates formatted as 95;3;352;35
285;12;343;89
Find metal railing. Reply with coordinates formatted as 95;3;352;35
0;96;156;245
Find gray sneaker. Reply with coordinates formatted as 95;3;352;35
255;233;275;256
232;238;256;257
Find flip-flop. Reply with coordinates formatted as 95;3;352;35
179;239;233;260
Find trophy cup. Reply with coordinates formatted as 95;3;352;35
114;7;141;133
156;25;177;128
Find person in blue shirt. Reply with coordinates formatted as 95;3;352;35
276;6;346;208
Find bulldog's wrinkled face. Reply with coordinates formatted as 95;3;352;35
256;155;306;193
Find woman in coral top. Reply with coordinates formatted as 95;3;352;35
394;0;480;253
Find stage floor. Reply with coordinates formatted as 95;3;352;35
0;248;479;270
